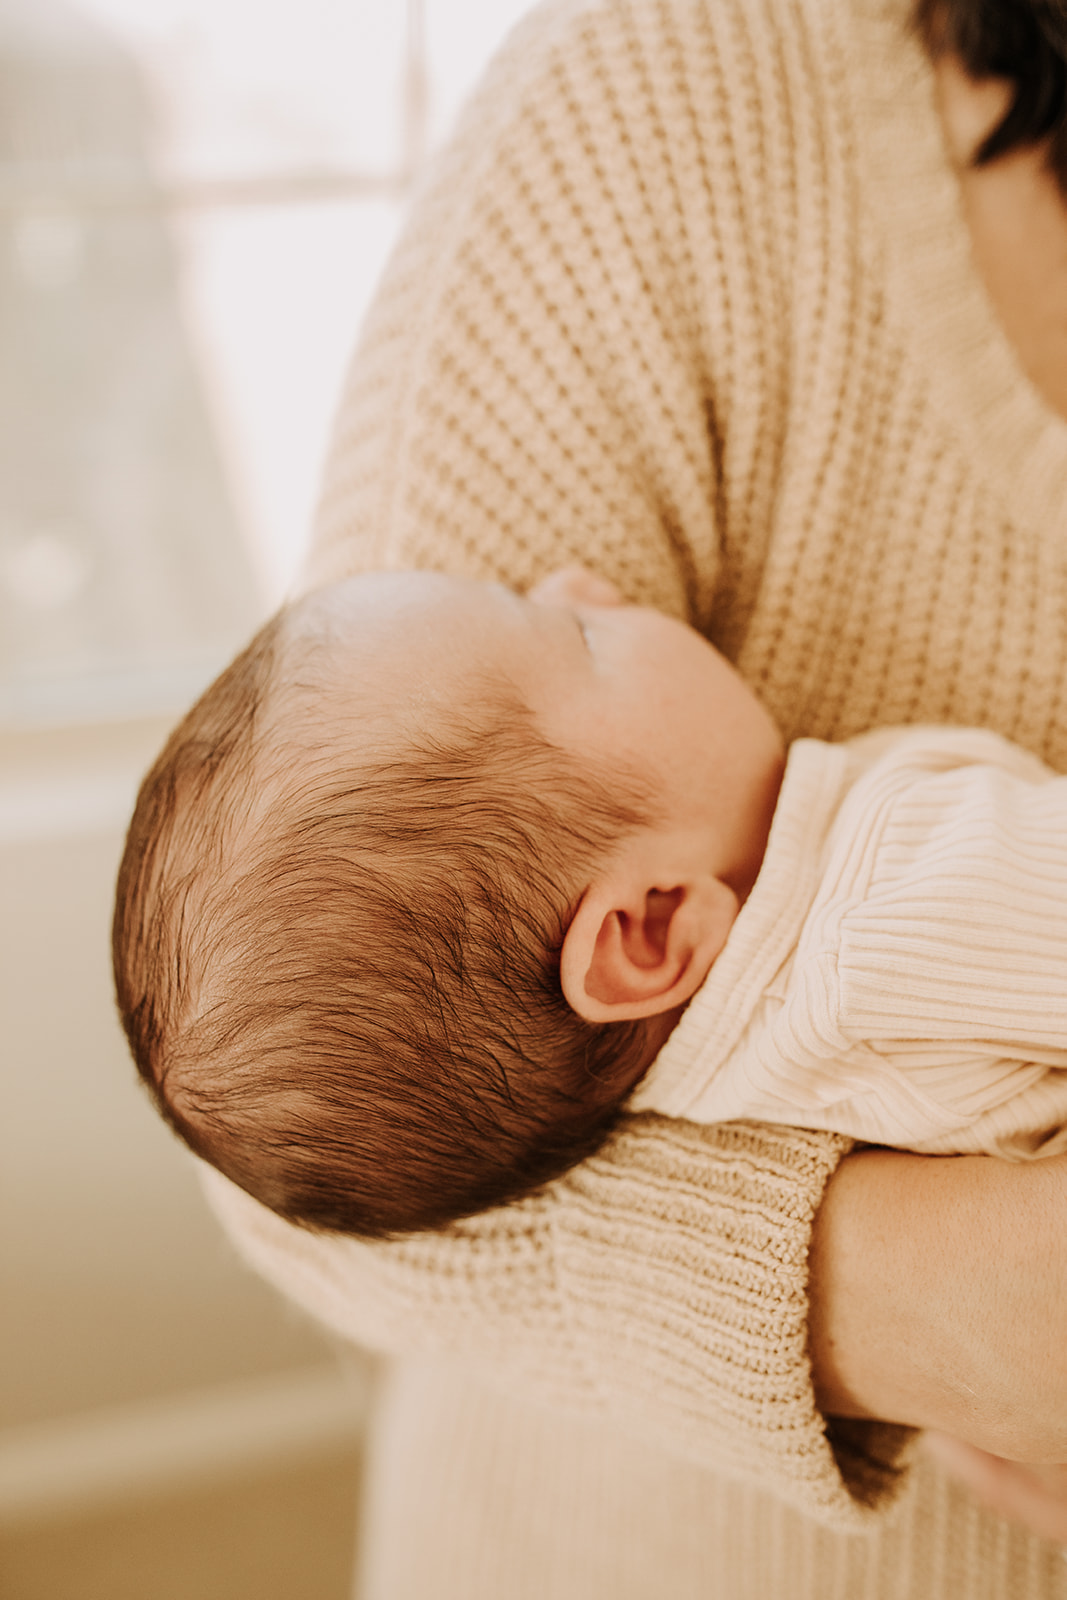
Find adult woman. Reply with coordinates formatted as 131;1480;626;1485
207;0;1067;1591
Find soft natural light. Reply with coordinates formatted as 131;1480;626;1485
70;0;537;600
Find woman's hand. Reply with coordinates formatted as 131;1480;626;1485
923;1434;1067;1545
807;1146;1067;1461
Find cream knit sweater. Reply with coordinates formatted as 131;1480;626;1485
207;0;1067;1592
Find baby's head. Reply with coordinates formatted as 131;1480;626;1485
113;568;782;1237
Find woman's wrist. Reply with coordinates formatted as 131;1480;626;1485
808;1146;1067;1460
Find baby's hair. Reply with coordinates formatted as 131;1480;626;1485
113;591;656;1238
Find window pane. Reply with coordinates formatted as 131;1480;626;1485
0;1;260;723
76;0;412;179
0;0;538;722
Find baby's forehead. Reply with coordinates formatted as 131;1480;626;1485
280;570;523;739
298;570;524;679
285;573;463;679
304;569;503;632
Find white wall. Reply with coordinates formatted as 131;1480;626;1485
0;711;367;1541
0;0;538;1567
1;717;347;1433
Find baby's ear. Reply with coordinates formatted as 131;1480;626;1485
560;867;738;1025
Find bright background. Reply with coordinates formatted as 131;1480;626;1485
74;0;534;603
0;4;532;1596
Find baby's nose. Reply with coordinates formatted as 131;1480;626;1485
528;565;623;608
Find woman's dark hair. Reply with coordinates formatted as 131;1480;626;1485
914;0;1067;194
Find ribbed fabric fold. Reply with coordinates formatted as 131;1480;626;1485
641;726;1067;1156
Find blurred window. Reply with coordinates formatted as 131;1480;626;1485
0;0;533;725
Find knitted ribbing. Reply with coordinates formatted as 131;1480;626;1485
211;0;1067;1585
204;1117;869;1518
639;727;1067;1155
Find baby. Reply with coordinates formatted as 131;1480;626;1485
112;566;1067;1239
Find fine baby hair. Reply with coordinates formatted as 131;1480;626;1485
112;575;659;1238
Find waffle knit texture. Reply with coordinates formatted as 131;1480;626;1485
636;725;1067;1155
206;0;1067;1590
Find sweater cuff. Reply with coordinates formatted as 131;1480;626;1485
202;1116;916;1531
553;1115;916;1528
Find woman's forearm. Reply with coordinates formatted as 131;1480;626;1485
808;1146;1067;1460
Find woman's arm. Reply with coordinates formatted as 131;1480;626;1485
207;1122;1067;1535
205;1117;907;1532
809;1147;1067;1461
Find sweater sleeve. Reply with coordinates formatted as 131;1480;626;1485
203;1118;910;1531
218;0;911;1529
